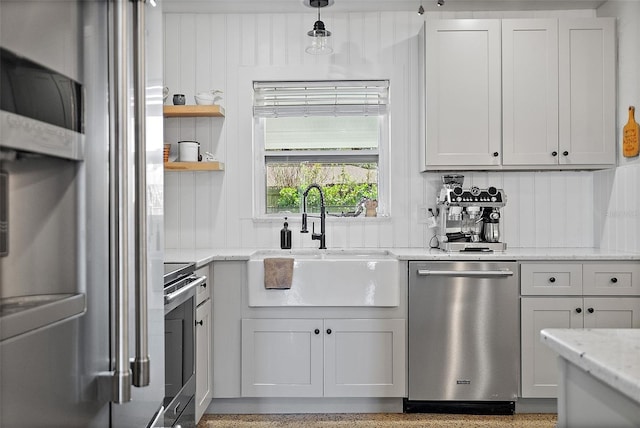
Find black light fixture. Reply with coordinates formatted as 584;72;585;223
437;0;445;6
418;1;424;15
305;0;333;55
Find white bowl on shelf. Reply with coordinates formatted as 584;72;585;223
194;90;223;105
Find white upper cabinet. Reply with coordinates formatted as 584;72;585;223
558;18;616;166
423;19;502;168
422;18;616;171
502;19;559;166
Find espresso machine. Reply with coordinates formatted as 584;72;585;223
435;175;507;252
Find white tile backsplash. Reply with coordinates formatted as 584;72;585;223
163;3;639;253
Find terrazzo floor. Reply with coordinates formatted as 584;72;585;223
198;413;557;427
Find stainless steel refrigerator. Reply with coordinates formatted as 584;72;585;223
0;1;165;426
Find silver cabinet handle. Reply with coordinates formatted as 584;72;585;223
131;0;149;389
417;269;514;278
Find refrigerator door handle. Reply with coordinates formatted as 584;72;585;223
131;0;150;389
110;0;132;404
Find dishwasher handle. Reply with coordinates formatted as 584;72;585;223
417;269;514;278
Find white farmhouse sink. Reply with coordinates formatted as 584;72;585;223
247;249;399;307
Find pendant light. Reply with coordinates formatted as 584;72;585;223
305;0;333;55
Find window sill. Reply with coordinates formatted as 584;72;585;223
252;214;391;225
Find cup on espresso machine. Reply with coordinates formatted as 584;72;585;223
483;210;501;243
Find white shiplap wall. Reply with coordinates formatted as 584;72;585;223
163;8;607;251
595;1;640;253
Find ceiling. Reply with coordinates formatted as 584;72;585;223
163;0;607;14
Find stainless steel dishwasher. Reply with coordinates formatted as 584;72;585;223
406;261;519;414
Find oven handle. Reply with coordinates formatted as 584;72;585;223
165;276;207;304
417;269;514;278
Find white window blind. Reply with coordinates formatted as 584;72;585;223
253;80;389;118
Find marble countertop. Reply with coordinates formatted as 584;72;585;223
541;328;640;404
164;247;640;268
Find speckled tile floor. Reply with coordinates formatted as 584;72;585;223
198;413;557;427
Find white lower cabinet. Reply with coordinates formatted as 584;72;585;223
521;295;640;398
241;318;405;398
195;299;213;422
324;319;406;397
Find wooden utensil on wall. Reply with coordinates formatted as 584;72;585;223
623;105;639;157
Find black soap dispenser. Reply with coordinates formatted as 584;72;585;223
280;217;292;249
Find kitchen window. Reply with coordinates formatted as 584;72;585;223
253;80;390;217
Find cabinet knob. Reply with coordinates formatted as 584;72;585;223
611;277;618;283
575;308;582;314
587;307;594;313
326;328;332;335
195;320;203;326
552;151;558;156
563;151;569;156
549;277;556;283
314;329;320;335
493;152;499;157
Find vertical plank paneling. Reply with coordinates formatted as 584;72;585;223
362;13;380;64
177;173;196;248
630;166;640;253
502;172;520;247
329;12;348;66
285;14;304;65
225;14;242;247
256;14;272;66
241;14;257;67
272;14;287;65
178;15;197;102
162;9;607;252
518;173;536;247
164;174;179;248
592;169;606;249
348;13;365;65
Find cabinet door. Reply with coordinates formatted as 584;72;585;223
521;297;583;398
323;319;406;397
195;300;212;423
502;19;559;166
241;319;323;397
583;297;640;328
583;263;640;296
558;18;615;166
424;19;502;167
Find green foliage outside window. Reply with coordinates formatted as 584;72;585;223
267;163;378;214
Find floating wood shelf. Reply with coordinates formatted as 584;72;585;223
163;105;225;117
164;161;225;171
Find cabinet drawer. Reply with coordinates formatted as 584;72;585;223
521;263;582;295
196;265;211;306
583;263;640;296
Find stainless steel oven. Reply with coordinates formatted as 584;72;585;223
163;262;206;428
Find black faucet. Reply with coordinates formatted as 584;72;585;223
300;183;326;249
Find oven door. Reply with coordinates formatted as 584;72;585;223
163;275;205;428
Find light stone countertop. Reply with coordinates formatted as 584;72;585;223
164;247;640;268
540;328;640;405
